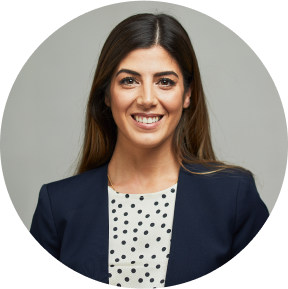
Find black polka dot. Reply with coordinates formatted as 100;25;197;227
140;196;144;201
162;247;166;251
138;210;142;214
150;278;154;282
121;255;126;259
133;237;138;241
144;230;148;235
124;212;128;216
166;254;170;258
125;277;129;282
123;230;127;234
145;272;150;277
138;221;143;226
165;203;169;207
125;194;129;198
167;229;171;233
117;269;122;274
151;255;156;259
162;194;166;198
131;261;135;264
131;247;135;252
115;258;120;262
131;268;136;273
118;204;122;208
171;188;175;193
110;250;114;254
110;264;114;267
122;241;126;245
113;235;118;239
114;217;118;221
111;199;115;204
117;283;121;287
156;237;161;242
116;192;119;194
112;209;116;213
150;223;155;227
124;220;129;225
139;255;144;259
156;264;160;269
161;223;166;228
160;279;165;284
131;204;135;208
138;278;143;283
144;263;149;267
145;243;150;248
133;228;138;233
156;210;160;214
163;213;167;218
145;214;150;218
154;201;158;206
113;227;117;231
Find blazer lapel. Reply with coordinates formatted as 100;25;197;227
164;163;196;287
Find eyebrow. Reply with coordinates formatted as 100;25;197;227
115;69;179;78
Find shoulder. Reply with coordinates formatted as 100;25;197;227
44;162;108;204
179;162;258;207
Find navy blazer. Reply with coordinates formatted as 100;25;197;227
30;162;269;286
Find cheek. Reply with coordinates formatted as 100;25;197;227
110;88;133;115
159;90;184;115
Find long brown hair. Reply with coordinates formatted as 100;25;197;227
74;13;248;176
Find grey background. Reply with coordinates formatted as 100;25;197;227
0;1;287;230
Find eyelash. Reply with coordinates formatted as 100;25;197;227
119;77;176;86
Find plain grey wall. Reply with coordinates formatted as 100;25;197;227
0;1;287;230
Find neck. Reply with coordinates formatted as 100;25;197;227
108;138;180;190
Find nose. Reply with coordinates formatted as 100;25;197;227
136;82;158;108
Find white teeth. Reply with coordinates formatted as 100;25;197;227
133;115;162;123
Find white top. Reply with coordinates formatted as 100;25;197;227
108;183;178;288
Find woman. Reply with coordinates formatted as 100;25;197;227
30;13;269;288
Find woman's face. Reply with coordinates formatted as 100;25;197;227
106;45;191;150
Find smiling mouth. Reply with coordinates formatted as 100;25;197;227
132;115;164;124
131;115;164;124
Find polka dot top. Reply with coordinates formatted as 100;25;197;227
108;182;178;288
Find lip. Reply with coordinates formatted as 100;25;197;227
131;115;164;130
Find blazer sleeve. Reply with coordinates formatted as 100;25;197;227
231;172;269;258
30;184;61;259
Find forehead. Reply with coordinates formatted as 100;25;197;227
114;46;182;76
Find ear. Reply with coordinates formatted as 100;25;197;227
183;85;192;109
105;95;110;107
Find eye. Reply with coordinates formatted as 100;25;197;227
119;77;138;85
157;78;176;87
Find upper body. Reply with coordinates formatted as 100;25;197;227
30;161;269;286
30;13;269;289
